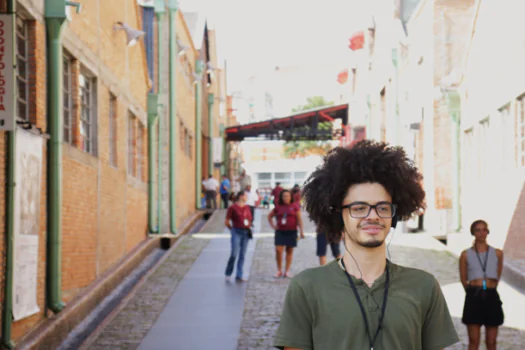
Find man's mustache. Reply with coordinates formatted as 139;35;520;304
359;222;386;228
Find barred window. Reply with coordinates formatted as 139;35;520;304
137;122;144;181
128;112;136;176
79;70;97;155
109;94;118;166
63;55;73;144
16;16;29;121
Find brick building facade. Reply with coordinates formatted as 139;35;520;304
0;0;230;345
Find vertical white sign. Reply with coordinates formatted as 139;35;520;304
13;129;42;320
0;15;14;131
213;137;223;165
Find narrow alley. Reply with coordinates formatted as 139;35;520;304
73;210;525;350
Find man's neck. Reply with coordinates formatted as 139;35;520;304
342;238;386;285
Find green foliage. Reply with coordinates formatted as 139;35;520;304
284;96;335;159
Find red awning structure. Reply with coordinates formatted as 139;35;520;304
225;103;349;142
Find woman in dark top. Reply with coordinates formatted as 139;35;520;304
224;191;253;282
459;220;504;350
291;184;302;208
267;190;304;278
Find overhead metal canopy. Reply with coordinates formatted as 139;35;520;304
225;103;349;142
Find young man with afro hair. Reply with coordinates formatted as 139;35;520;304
274;140;459;350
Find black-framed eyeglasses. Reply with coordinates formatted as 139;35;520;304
341;201;397;219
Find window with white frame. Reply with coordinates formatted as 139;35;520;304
16;16;29;121
79;70;97;155
109;94;118;167
517;95;525;167
63;55;73;144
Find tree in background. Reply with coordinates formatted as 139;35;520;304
283;96;334;159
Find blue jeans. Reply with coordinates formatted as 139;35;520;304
225;227;250;279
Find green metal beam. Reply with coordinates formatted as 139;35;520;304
208;93;214;176
45;0;67;315
2;1;16;346
195;60;204;208
168;0;178;233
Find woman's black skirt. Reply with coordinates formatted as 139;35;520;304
462;286;504;326
274;230;298;247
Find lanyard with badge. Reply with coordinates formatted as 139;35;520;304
474;245;488;290
341;259;390;350
242;205;249;227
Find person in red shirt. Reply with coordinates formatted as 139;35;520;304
271;182;284;207
291;184;302;208
268;190;305;278
224;191;253;282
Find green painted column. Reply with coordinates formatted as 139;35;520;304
45;0;72;315
3;1;17;347
446;90;462;231
168;0;178;233
208;93;214;176
154;0;165;233
220;123;226;176
195;60;204;208
147;93;158;233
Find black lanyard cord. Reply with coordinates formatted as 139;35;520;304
341;259;390;350
474;245;488;278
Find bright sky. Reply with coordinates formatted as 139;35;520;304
178;0;373;93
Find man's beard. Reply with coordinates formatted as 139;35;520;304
357;238;385;248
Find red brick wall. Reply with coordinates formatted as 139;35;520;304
4;0;150;342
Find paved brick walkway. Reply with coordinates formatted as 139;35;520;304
86;236;209;349
83;209;525;349
238;232;525;350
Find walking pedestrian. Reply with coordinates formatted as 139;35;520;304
274;140;459;349
271;182;284;206
244;185;258;226
237;169;252;191
224;191;253;283
220;174;231;208
460;219;504;350
316;230;342;266
268;190;304;278
291;184;301;207
203;174;219;209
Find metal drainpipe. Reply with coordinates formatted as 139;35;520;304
195;60;204;208
147;94;159;233
168;0;178;233
2;1;16;346
45;0;69;314
208;93;214;177
153;0;165;233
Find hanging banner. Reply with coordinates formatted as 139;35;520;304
13;129;42;320
213;137;223;166
0;15;15;131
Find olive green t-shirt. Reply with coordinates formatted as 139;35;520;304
274;260;459;350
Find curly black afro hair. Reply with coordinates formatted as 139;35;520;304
302;140;425;242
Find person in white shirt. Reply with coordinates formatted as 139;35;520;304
203;174;219;209
244;185;259;227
